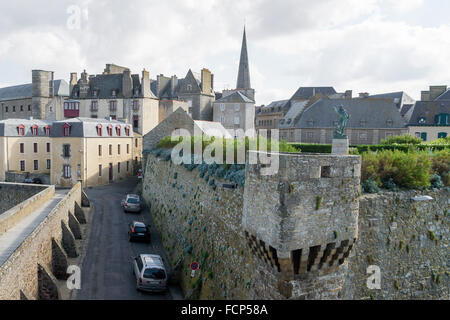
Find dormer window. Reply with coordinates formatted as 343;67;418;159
125;126;130;136
18;124;25;136
436;113;449;125
44;125;51;136
187;84;192;91
63;123;71;137
31;125;38;136
93;90;98;97
97;124;102;136
386;119;393;127
111;90;116;97
107;125;113;136
116;125;121;136
418;117;426;124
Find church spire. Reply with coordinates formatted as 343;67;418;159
236;27;251;89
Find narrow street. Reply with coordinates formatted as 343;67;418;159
76;178;183;300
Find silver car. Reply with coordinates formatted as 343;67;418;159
121;194;141;213
132;254;168;293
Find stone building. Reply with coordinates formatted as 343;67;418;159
50;117;140;188
68;64;159;135
151;74;189;122
279;97;408;144
0;118;53;182
0;70;69;121
407;100;449;141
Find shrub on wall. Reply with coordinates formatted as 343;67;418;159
361;150;432;190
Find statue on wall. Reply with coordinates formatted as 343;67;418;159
334;105;350;139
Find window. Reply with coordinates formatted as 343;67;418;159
438;132;447;139
307;132;314;139
418;117;426;124
44;125;51;136
126;161;129;171
135;139;138;148
359;133;368;141
107;125;113;136
19;143;24;154
13;106;15;112
20;160;25;171
46;159;51;170
118;162;121;173
360;120;367;127
93;90;98;98
415;132;421;138
116;125;121;136
63;123;71;136
118;144;121;155
127;144;130;154
63;144;71;158
47;143;50;153
109;101;117;112
125;126;130;136
99;165;102;177
32;125;38;136
234;104;240;112
133;116;139;128
91;101;98;111
34;143;38;153
133;100;139;111
28;105;31;111
386;120;393;127
220;104;225;112
109;144;112;156
34;160;38;171
97;124;102;136
436;113;449;125
91;115;98;118
385;132;393;139
421;132;427;141
63;165;71;179
234;116;240;125
20;105;23;112
18;125;25;136
98;145;102;156
187;84;192;91
307;120;315;127
111;90;116;97
220;116;224;124
5;106;8;113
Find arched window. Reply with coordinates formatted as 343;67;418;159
31;124;38;136
63;123;71;136
97;124;102;136
17;124;25;136
125;126;130;136
116;125;121;136
44;125;51;136
107;125;113;136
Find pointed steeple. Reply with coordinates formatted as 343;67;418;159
236;27;251;89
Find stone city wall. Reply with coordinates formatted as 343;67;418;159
0;183;54;236
343;189;449;300
0;183;86;300
0;182;48;214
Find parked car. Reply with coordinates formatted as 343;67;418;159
132;254;168;293
121;194;141;213
128;221;151;243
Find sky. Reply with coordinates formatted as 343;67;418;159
0;0;449;105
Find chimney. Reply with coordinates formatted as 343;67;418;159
70;72;77;94
170;75;178;98
201;68;212;95
141;69;151;98
359;92;369;98
122;69;133;98
421;90;431;101
345;90;352;99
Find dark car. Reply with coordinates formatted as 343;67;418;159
23;177;42;184
128;221;151;243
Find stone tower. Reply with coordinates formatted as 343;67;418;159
31;70;54;119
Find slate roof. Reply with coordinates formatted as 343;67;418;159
435;89;450;101
408;101;450;126
51;117;134;138
290;87;337;100
260;100;289;113
236;27;251;89
0;118;52;137
194;120;233;139
296;98;406;129
279;100;309;129
215;91;254;103
0;80;69;101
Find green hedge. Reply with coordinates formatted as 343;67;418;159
288;143;449;154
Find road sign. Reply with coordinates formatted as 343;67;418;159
190;262;199;271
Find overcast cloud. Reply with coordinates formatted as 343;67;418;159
0;0;449;105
